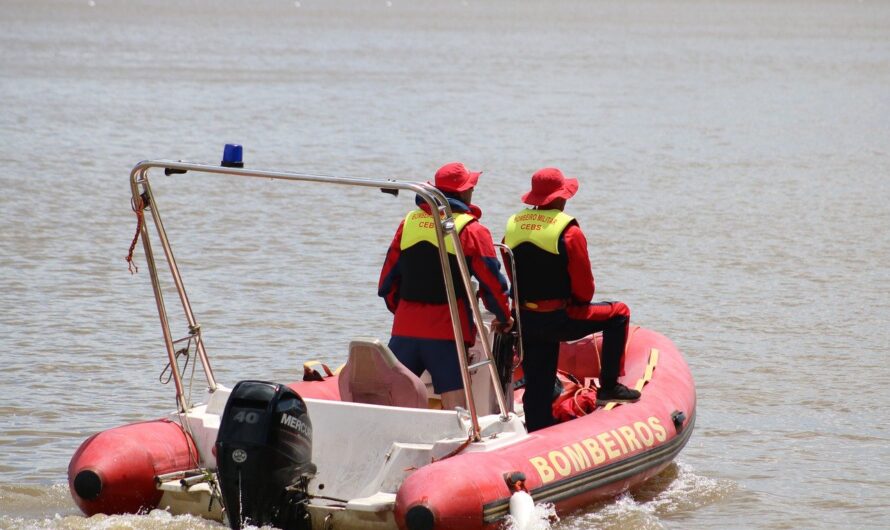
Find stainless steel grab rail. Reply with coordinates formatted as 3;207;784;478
494;243;525;369
128;159;512;439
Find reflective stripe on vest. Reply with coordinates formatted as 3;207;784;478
504;209;575;255
400;209;475;253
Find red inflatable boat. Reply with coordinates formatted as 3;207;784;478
68;158;695;530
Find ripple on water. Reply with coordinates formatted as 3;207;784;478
556;462;738;529
0;483;227;528
0;483;79;522
0;509;225;530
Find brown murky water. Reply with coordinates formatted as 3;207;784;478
1;0;888;528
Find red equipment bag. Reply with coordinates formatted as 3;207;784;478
552;370;598;422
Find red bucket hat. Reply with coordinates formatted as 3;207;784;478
521;167;579;206
431;162;481;193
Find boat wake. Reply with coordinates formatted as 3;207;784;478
558;462;737;529
2;506;225;530
504;501;558;530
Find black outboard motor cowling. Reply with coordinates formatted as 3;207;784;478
216;380;315;530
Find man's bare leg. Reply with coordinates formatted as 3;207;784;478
441;389;467;410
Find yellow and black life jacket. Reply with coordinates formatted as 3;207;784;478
504;209;575;302
399;209;475;303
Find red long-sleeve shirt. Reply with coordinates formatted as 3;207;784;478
378;202;511;345
562;224;596;305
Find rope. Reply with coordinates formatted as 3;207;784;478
432;432;474;462
123;192;219;507
159;339;192;385
570;387;597;417
126;195;145;274
170;333;220;509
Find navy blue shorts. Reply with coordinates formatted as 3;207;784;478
388;336;463;394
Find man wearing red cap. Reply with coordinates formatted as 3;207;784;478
504;167;640;432
379;162;512;410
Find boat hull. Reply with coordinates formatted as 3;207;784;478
67;327;694;530
68;419;198;516
393;327;695;530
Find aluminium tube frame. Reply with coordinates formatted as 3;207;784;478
415;183;511;429
493;243;525;368
127;160;509;438
131;166;216;414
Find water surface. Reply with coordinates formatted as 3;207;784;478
1;1;888;528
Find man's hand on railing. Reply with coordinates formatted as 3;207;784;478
491;317;514;334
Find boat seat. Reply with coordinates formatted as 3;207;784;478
338;339;428;409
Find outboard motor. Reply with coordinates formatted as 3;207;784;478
215;380;315;530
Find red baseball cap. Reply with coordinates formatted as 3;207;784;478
521;167;579;206
431;162;482;193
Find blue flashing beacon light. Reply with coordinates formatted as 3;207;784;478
221;144;244;168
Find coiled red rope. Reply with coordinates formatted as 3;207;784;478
126;196;144;274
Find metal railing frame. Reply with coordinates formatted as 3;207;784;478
128;160;511;439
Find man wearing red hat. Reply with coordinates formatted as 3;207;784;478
379;162;512;410
504;167;640;432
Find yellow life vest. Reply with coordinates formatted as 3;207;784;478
504;209;575;255
400;209;475;253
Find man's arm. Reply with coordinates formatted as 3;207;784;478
463;223;511;323
563;223;595;304
378;222;404;314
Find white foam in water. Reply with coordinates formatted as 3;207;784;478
504;501;558;530
589;493;662;529
509;490;535;529
643;462;737;515
559;462;737;529
4;510;228;530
